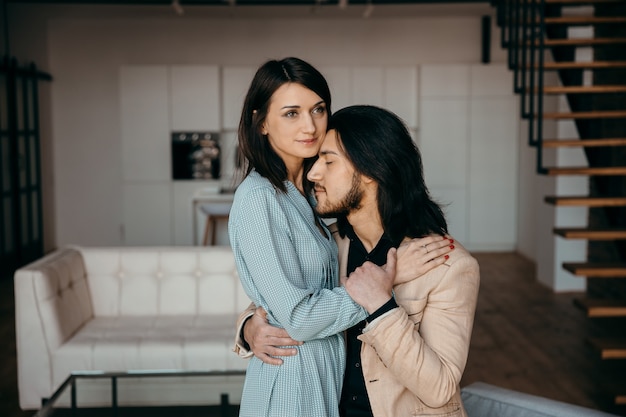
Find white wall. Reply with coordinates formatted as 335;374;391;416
8;4;507;249
11;4;572;268
515;62;588;292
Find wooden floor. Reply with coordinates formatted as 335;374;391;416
1;252;625;417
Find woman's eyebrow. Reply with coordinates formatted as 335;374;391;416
280;100;325;110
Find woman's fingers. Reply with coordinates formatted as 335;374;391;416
395;235;455;284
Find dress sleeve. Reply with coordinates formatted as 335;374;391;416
359;255;480;408
229;186;367;342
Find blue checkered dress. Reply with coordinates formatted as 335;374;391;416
229;170;367;417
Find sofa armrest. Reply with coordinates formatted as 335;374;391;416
14;247;93;409
461;382;619;417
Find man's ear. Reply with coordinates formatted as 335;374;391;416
361;174;375;185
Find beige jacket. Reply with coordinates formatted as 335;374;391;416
334;226;480;417
234;226;480;417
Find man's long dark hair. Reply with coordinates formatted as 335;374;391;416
238;57;332;192
327;105;448;245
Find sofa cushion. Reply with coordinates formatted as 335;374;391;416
51;313;247;389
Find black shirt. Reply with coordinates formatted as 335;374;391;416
339;223;398;417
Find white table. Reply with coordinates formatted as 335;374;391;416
192;192;234;246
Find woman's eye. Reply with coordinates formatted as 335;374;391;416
285;110;298;118
313;106;326;115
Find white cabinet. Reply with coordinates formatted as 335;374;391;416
119;65;220;245
117;63;426;246
419;64;518;251
420;98;470;243
119;66;172;245
122;182;172;245
385;67;418;128
318;66;418;128
172;181;204;246
319;66;351;113
170;66;220;131
351;67;385;108
120;66;170;182
222;66;256;130
468;96;518;248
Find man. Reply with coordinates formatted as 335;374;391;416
234;105;480;417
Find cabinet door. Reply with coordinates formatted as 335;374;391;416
419;98;469;243
120;66;169;181
318;66;351;112
171;181;198;246
468;96;518;250
170;65;220;131
351;67;384;107
222;66;256;130
384;67;418;129
123;183;172;245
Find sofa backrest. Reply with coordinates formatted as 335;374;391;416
461;382;620;417
15;247;94;352
78;246;249;316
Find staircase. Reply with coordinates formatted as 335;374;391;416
493;0;626;410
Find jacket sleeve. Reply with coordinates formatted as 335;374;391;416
232;301;256;358
358;254;480;408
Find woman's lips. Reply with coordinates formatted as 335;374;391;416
298;138;318;145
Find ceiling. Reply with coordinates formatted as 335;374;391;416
10;0;487;4
7;0;493;19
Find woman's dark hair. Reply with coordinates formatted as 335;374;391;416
328;105;448;245
238;57;332;192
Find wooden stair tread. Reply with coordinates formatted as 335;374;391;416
564;262;626;277
587;338;626;359
546;0;626;3
535;38;626;46
545;16;626;24
542;138;626;147
543;110;626;119
553;227;626;239
545;166;626;175
539;85;626;94
539;60;626;70
574;298;626;316
545;195;626;206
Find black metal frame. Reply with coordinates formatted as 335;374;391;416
496;0;549;174
38;369;247;417
0;56;51;278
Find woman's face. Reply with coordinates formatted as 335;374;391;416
261;82;328;171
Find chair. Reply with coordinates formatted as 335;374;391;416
199;202;232;246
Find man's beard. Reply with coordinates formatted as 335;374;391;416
315;172;363;218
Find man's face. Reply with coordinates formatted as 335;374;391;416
307;129;364;218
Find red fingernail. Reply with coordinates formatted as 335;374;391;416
445;255;449;259
449;239;454;243
450;245;455;249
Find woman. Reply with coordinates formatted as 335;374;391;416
229;57;366;417
229;57;452;417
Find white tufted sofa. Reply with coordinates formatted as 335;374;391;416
14;245;251;410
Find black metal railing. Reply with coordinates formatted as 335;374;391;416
0;56;51;278
496;0;549;174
